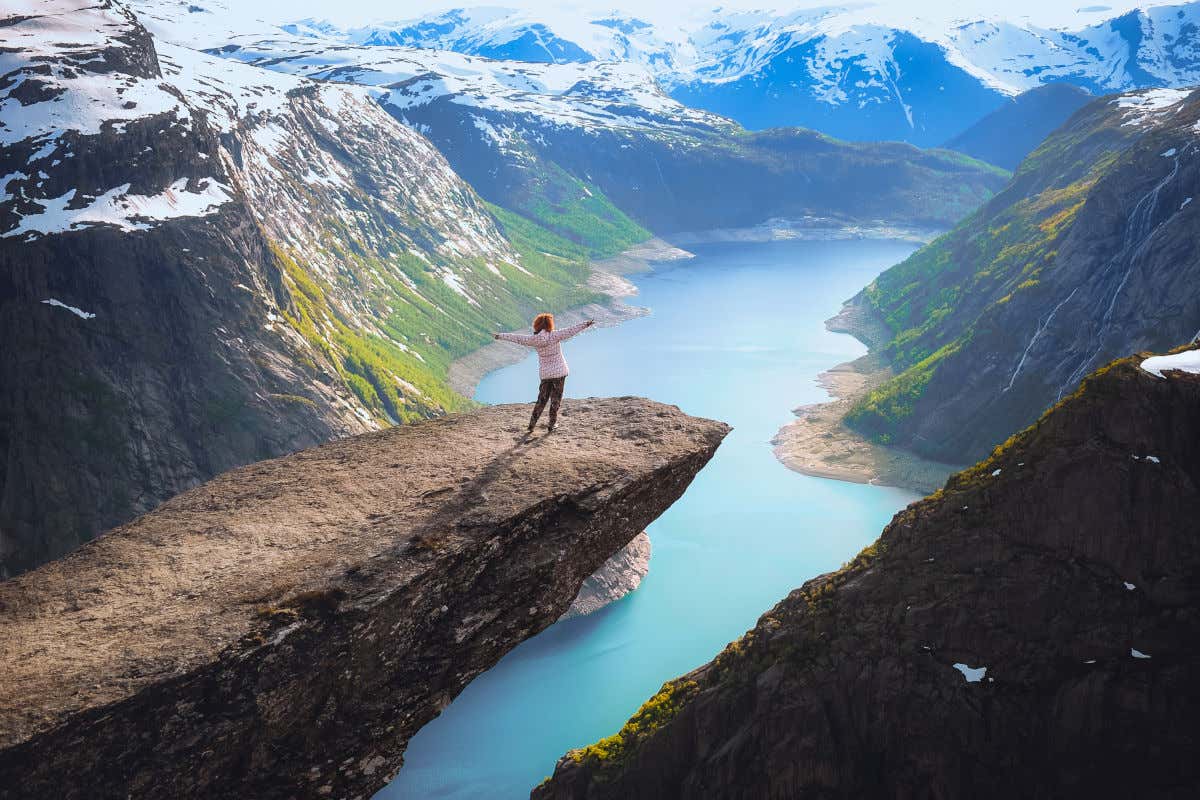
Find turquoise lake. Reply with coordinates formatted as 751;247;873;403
381;238;922;799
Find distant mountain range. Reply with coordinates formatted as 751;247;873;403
190;32;1003;236
269;2;1200;146
943;84;1094;170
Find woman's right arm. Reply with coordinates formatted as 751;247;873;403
494;331;538;347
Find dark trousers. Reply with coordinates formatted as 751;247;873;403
530;376;566;430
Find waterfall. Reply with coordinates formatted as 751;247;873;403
1056;147;1188;397
1004;287;1080;392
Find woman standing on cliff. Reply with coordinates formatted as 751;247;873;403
494;313;595;434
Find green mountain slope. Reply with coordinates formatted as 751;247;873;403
843;87;1200;462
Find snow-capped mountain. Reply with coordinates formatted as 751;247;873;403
185;30;1005;236
284;6;687;69
205;35;725;138
120;0;1007;235
291;2;1200;146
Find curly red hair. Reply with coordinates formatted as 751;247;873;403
533;313;554;333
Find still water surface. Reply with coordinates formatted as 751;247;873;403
382;238;921;799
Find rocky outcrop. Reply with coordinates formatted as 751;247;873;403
845;87;1200;465
0;398;728;800
562;531;651;620
536;350;1200;799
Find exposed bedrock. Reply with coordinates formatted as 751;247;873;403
563;531;652;620
0;398;728;800
536;351;1200;799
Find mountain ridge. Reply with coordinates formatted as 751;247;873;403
535;347;1200;799
943;83;1094;169
274;1;1200;145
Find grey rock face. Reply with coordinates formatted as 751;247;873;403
562;531;651;620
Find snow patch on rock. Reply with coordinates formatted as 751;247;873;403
1141;350;1200;378
1113;88;1192;127
3;178;232;239
953;663;987;683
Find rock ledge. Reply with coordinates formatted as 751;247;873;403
0;398;728;800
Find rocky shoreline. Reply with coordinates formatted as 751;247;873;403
561;532;651;620
772;300;962;495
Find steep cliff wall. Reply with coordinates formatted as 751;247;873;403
0;398;728;800
537;350;1200;799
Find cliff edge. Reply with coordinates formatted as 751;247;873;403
0;398;728;800
536;349;1200;799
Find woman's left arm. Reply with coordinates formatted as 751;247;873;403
550;319;594;343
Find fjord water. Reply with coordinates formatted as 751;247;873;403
382;239;921;799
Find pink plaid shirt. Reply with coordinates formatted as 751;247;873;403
496;321;591;379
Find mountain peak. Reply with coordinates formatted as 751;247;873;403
220;0;1200;145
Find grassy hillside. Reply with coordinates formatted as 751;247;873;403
491;158;651;258
274;207;610;423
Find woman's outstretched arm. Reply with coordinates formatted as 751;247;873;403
548;319;595;343
493;331;539;347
